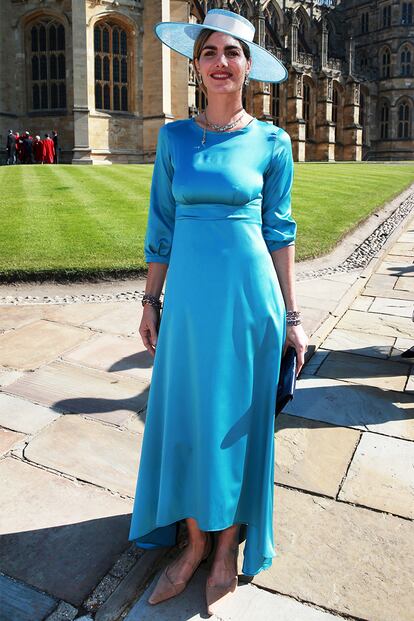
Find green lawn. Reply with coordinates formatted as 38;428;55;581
0;163;413;281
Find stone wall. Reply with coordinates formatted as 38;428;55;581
0;0;411;163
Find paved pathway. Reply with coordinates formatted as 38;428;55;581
0;212;413;621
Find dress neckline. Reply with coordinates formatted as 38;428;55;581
190;116;257;135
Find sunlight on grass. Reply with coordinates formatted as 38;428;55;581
0;163;413;280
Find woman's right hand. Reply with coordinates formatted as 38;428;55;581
139;305;160;357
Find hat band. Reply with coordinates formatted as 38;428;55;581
203;13;254;42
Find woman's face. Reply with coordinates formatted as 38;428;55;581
195;31;252;95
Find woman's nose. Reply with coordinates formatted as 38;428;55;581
214;53;228;67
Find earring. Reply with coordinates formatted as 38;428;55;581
244;73;250;86
196;71;203;85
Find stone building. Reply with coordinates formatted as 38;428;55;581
337;0;413;160
0;0;412;163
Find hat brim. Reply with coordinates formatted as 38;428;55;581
154;22;288;84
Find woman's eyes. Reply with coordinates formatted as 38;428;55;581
203;50;240;56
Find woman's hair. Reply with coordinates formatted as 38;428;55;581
193;29;251;99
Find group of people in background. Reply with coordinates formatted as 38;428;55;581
6;130;58;165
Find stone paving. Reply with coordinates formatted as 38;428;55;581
0;211;413;621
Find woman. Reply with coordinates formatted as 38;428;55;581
128;8;308;615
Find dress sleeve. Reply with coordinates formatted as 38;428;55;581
261;128;297;253
144;125;176;264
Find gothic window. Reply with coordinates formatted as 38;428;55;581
298;18;310;54
359;54;368;71
229;1;250;19
359;91;364;126
401;2;413;24
361;12;369;33
264;3;283;49
94;21;129;112
332;87;338;124
29;19;66;111
382;4;391;27
380;102;390;139
400;44;412;75
195;82;207;113
381;48;391;78
303;83;312;139
398;102;411;137
360;91;367;145
271;83;280;126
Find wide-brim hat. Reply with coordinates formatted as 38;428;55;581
153;8;288;84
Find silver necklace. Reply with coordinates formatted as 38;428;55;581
205;109;245;131
198;109;246;146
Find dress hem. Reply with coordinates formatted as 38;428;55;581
128;515;276;577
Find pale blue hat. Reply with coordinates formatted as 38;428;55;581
154;8;288;84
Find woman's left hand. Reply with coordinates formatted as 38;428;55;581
283;324;309;376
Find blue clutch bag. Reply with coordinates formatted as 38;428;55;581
275;346;297;415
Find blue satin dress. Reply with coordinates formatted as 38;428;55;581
128;117;296;576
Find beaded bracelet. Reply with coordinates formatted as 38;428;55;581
142;293;162;310
286;310;301;326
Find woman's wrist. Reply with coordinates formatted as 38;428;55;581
286;309;301;326
142;293;163;310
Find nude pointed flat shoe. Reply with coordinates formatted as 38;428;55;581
205;575;238;616
148;532;213;605
206;545;239;616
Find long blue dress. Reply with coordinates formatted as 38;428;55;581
128;116;296;576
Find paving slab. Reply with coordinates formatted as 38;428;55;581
380;254;414;264
300;306;326;335
395;275;414;292
0;393;60;433
284;376;414;441
293;295;339;313
365;273;399;290
0;320;92;370
0;428;26;456
274;413;360;497
388;241;414;255
4;361;149;426
368;296;414;318
391;336;414;359
296;278;350;302
0;574;57;621
62;333;153;382
337;309;414;339
41;301;131;327
126;566;342;621
339;432;414;519
84;302;143;336
363;286;414;301
321;328;395;359
406;369;413;393
316;350;410;391
349;295;374;311
301;350;330;375
398;230;414;243
375;260;414;277
0;369;23;387
251;486;413;621
25;415;143;496
0;457;133;606
0;305;45;332
124;410;148;434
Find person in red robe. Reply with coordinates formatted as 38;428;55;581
14;132;20;163
33;135;44;164
16;133;25;164
42;133;55;164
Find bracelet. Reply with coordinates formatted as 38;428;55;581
286;310;301;326
142;293;162;310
